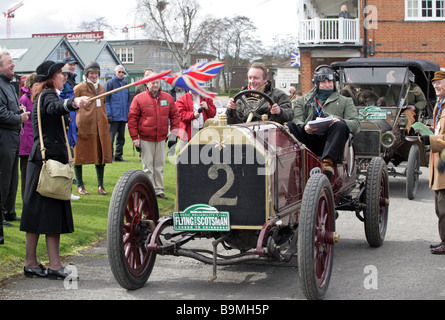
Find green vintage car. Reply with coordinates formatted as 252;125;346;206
332;58;439;200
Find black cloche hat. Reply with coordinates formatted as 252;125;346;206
34;60;65;82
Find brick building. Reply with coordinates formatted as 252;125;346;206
298;0;445;93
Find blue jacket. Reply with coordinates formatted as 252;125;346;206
105;75;130;122
60;83;77;146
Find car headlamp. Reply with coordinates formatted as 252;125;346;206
381;131;396;148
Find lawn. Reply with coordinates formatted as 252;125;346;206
0;130;177;281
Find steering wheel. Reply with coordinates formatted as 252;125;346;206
233;90;274;123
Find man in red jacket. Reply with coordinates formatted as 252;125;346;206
128;71;180;200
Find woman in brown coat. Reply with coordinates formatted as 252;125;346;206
73;61;112;195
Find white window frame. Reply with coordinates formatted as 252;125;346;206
116;47;134;64
405;0;445;20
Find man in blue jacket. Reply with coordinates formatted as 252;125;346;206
105;65;131;162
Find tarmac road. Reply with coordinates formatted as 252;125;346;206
1;164;444;302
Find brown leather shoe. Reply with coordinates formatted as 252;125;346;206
77;186;89;195
431;244;445;254
97;186;107;195
157;193;168;200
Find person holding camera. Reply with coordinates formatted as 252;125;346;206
177;90;216;150
288;65;360;181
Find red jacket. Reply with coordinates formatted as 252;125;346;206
128;90;180;142
177;93;216;141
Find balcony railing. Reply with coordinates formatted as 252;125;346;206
299;18;361;45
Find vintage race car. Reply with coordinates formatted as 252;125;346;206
107;90;389;300
331;58;439;199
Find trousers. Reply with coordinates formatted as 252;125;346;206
287;120;350;163
435;190;445;243
140;140;166;195
0;128;20;220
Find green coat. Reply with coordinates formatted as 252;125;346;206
292;88;361;135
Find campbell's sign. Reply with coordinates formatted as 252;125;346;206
32;31;104;41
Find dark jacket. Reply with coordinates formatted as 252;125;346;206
29;89;78;164
105;75;131;122
0;73;21;132
226;80;293;124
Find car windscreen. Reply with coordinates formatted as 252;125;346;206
343;67;409;85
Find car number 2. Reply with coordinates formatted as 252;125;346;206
208;164;238;207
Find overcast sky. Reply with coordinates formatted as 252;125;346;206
0;0;299;45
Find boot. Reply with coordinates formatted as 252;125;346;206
323;157;334;182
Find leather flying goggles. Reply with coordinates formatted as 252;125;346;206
313;73;335;82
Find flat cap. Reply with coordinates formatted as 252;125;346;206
432;70;445;81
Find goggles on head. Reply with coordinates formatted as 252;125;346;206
314;73;335;83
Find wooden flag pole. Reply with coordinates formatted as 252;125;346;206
87;69;171;102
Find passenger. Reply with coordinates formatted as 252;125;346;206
226;62;293;124
288;65;360;181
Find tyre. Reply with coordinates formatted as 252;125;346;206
298;173;337;300
107;170;159;290
406;144;420;200
364;157;389;247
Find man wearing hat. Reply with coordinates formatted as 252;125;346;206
63;56;77;89
419;70;445;254
0;49;29;234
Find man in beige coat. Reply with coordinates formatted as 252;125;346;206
420;70;445;254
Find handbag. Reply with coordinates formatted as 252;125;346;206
36;94;74;201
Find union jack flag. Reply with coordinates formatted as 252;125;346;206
162;61;226;99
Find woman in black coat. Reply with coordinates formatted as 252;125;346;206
20;61;90;280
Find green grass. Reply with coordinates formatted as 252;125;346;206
0;130;176;281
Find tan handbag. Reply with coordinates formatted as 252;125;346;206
36;94;74;201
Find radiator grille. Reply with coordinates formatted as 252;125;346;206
354;130;381;157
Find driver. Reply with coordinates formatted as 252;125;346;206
226;62;293;124
385;71;426;133
288;65;360;181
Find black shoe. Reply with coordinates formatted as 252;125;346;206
114;156;128;162
24;264;47;278
2;220;13;227
48;267;79;280
5;216;20;222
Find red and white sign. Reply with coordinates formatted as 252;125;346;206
32;31;104;41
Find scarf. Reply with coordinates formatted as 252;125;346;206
84;77;100;90
316;89;334;106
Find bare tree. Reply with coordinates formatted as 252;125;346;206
206;16;262;92
137;0;212;70
78;17;112;32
